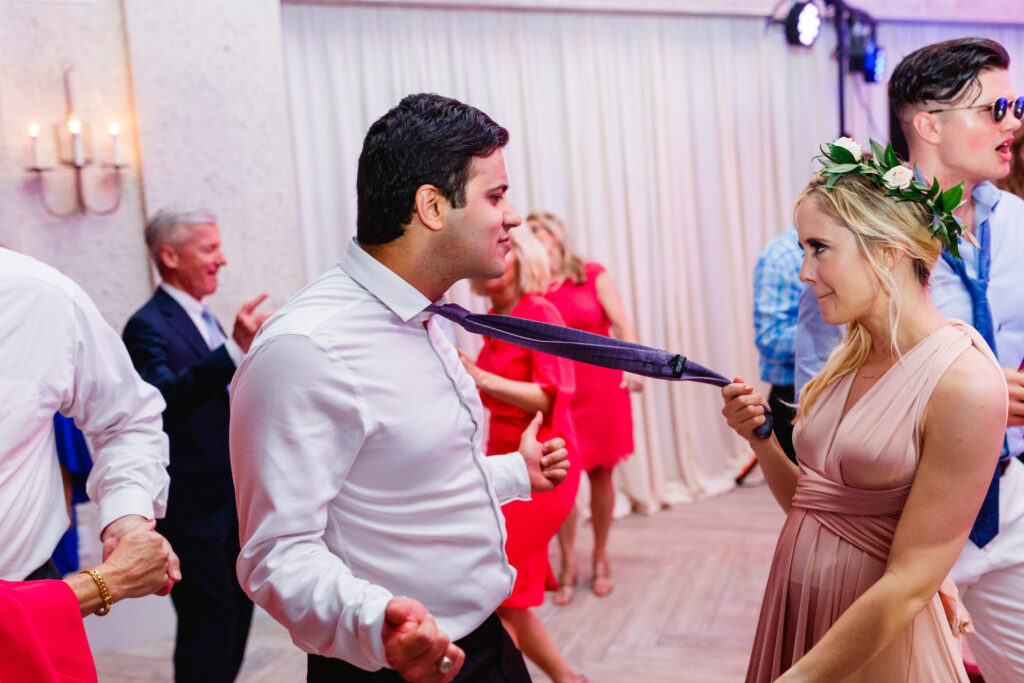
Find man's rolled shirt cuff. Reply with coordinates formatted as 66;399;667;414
224;338;244;367
97;486;161;533
488;452;531;504
355;590;392;670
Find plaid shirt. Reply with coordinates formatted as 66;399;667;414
752;228;803;386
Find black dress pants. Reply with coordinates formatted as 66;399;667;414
769;384;797;463
307;613;531;682
168;524;254;683
24;559;62;581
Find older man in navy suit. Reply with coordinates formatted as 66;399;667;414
123;208;270;682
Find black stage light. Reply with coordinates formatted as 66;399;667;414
863;42;886;83
785;2;822;47
847;9;886;82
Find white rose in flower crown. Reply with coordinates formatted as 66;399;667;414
833;136;862;161
883;165;914;190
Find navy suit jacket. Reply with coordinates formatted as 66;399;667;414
123;288;237;543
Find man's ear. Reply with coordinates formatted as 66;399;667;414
413;184;446;232
157;244;179;272
911;110;941;146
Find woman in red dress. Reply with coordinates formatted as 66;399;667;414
528;211;641;603
0;519;174;682
460;225;585;683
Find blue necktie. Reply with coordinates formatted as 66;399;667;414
941;222;1003;548
201;306;226;350
427;303;774;440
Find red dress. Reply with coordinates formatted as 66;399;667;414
0;579;97;682
544;262;635;471
477;294;581;608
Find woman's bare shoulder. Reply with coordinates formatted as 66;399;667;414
928;343;1007;428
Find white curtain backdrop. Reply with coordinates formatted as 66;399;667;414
280;4;1024;512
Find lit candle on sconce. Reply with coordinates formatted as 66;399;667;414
27;123;41;169
108;122;121;166
25;66;127;217
108;122;122;166
67;114;83;167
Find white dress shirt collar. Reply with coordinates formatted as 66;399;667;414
160;281;205;318
340;238;444;324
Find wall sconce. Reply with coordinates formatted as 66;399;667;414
25;66;126;217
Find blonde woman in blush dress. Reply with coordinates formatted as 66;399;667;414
721;158;1007;680
528;211;641;603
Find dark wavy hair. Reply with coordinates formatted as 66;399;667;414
889;38;1010;123
356;93;509;245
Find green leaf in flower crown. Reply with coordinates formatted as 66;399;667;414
829;145;857;164
926;177;940;201
869;139;887;163
884;143;899;168
827;163;860;173
825;172;841;189
909;180;929;192
946;232;961;260
940;183;964;212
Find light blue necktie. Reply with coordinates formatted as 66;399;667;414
201;306;226;350
941;222;1004;548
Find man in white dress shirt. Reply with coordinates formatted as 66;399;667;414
0;246;178;591
230;93;570;682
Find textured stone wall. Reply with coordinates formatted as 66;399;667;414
0;0;151;329
123;0;305;326
0;0;305;330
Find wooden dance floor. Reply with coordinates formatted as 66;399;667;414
95;483;784;682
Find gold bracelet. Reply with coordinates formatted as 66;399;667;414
81;567;112;616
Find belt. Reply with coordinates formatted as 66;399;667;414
23;558;61;581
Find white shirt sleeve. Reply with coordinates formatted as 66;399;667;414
66;286;170;532
223;337;244;366
230;334;393;668
486;452;531;504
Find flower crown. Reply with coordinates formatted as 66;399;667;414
817;137;969;259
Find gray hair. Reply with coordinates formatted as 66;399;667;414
144;208;217;264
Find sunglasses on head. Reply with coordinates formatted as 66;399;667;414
928;96;1024;123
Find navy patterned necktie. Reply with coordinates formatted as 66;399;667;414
426;302;773;440
941;223;1002;548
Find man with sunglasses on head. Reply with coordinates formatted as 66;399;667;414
796;37;1024;679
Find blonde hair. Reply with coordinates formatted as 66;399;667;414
509;225;552;294
796;173;942;420
526;210;587;284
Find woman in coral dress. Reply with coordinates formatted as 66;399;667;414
528;211;640;601
721;150;1007;680
460;225;584;683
